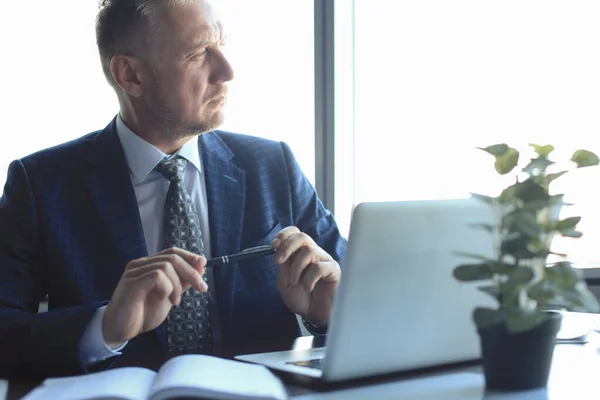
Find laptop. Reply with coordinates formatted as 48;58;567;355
235;198;497;382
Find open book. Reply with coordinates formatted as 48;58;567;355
22;354;289;400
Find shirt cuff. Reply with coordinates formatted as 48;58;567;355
79;305;127;366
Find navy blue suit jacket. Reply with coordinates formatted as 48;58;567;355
0;119;346;379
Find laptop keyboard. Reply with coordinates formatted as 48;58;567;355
286;357;325;370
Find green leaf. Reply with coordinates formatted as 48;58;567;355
561;230;583;238
494;148;520;175
453;263;494;281
479;144;509;157
478;285;501;301
555;216;581;232
508;266;534;284
473;307;507;330
529;144;555;158
453;251;490;261
498;180;547;207
549;194;570;207
523;157;555;175
488;260;516;274
551;288;600;313
549;250;568;257
498;279;522;309
469;192;496;204
525;238;551;259
515;180;547;203
546;261;581;289
503;209;541;238
571;150;600;168
500;236;537;259
572;286;600;313
516;214;542;237
495;268;535;309
468;223;495;233
498;185;518;204
547;171;567;184
528;281;555;304
506;310;548;333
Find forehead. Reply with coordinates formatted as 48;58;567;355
159;1;223;51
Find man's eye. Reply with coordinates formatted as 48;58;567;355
193;50;207;59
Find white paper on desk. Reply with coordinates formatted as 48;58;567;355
0;379;8;400
21;367;156;400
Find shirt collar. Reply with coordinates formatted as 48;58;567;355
115;114;203;183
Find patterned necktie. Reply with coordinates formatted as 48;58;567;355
155;155;212;352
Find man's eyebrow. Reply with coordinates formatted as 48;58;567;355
184;35;225;54
187;40;210;52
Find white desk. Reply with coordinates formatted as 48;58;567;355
290;316;600;400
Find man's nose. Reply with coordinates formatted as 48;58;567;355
210;49;234;84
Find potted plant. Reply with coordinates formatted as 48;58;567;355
453;143;600;390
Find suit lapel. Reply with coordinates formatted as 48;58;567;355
200;132;246;327
83;123;245;335
84;119;148;269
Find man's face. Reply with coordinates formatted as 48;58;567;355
143;1;234;137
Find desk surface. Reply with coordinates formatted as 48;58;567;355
6;327;600;399
285;335;600;400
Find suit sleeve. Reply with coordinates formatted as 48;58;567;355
279;142;347;263
0;160;101;379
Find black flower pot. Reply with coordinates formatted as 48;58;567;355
478;312;562;391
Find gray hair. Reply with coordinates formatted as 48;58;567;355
96;0;198;90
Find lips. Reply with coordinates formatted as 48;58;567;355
209;93;226;104
209;86;228;103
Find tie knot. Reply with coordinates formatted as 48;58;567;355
155;155;187;182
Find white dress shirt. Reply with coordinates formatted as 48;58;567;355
79;115;212;365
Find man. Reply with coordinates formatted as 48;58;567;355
0;0;346;379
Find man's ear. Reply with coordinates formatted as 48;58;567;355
110;55;146;97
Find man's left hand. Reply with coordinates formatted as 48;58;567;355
272;226;341;327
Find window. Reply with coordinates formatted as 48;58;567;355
337;1;600;268
0;0;315;189
0;1;118;186
216;0;315;183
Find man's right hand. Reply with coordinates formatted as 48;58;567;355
102;247;208;348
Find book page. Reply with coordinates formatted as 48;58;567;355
149;355;288;400
22;367;156;400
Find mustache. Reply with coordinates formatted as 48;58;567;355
209;86;228;102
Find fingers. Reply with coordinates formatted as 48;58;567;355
125;249;209;304
299;261;339;291
135;268;175;302
106;248;210;344
272;227;331;265
271;226;300;249
126;247;205;273
156;247;207;272
128;261;184;304
286;245;322;286
272;227;338;290
135;254;206;291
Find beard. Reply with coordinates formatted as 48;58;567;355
145;82;224;141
